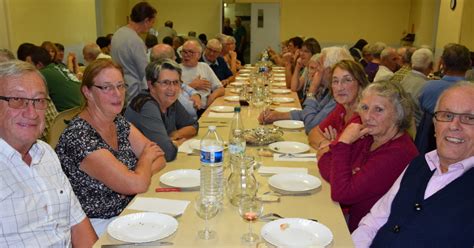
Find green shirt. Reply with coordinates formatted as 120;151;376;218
40;63;83;112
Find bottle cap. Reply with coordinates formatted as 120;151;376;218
208;125;216;131
234;106;241;112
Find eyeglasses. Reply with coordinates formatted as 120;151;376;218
180;49;199;56
434;111;474;125
156;80;182;87
332;77;354;85
92;83;127;94
0;96;50;110
206;47;221;54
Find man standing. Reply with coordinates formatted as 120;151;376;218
0;60;97;246
352;82;474;247
179;40;224;113
233;17;246;64
111;1;157;103
157;20;177;43
201;38;234;86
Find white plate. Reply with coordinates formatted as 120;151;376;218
272;97;294;103
268;173;321;192
239;69;252;73
239;73;250;77
210;105;234;113
270;89;291;94
273;73;286;77
268;141;309;154
107;212;178;243
273;66;285;70
230;82;244;87
272;82;287;87
261;218;333;247
273;76;286;81
274;107;301;113
224;96;240;102
230;88;241;94
235;76;248;81
160;169;200;188
273;120;304;129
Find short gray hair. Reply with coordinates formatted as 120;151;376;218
380;47;396;60
411;48;433;71
369;42;387;59
145;59;182;84
0;60;44;82
360;80;414;132
321;46;353;69
434;81;474;112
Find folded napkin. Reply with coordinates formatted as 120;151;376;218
127;197;190;217
207;112;235;118
258;166;308;175
178;139;199;154
273;153;317;162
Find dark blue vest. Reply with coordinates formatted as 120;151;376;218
371;155;474;248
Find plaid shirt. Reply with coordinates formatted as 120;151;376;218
0;139;85;247
40;98;59;141
390;64;411;83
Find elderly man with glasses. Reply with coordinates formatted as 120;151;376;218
352;82;474;247
179;39;224;115
0;60;97;247
125;59;198;162
200;38;234;87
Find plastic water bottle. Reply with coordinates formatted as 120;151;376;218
228;106;244;142
229;129;246;159
200;126;224;206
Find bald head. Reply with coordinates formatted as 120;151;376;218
82;43;101;63
150;44;176;62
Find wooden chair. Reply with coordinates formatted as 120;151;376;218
46;106;81;149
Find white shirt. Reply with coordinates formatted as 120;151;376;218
373;65;394;82
180;62;223;108
0;139;86;247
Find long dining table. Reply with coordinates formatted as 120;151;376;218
93;86;354;247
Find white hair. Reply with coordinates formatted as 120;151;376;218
321;46;353;69
370;42;387;58
411;48;434;71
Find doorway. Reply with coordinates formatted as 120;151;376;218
223;2;280;64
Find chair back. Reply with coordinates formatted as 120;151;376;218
414;111;437;155
47;107;81;148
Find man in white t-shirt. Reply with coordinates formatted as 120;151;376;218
179;39;224;110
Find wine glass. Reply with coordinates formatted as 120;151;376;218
238;197;264;243
194;195;219;239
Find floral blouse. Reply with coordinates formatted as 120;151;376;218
56;115;138;219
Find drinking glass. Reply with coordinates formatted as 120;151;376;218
194;195;219;239
238;197;264;243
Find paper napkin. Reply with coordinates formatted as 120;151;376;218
127;197;190;217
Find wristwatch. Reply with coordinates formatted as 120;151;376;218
306;92;315;99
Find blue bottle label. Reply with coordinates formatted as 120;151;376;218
200;150;223;163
